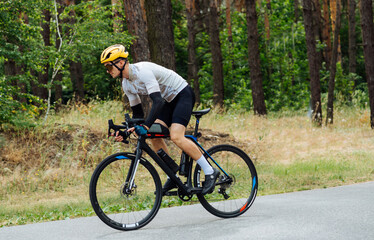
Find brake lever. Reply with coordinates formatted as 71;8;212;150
108;119;115;138
124;113;145;127
117;130;129;144
108;119;129;143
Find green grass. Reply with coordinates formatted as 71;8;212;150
0;201;94;226
258;151;374;194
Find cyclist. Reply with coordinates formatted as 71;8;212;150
100;44;219;195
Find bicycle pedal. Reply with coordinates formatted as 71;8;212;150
163;190;178;196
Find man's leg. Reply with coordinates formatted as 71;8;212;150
169;123;214;174
150;121;202;162
149;120;178;194
169;123;219;194
150;119;169;154
169;123;203;160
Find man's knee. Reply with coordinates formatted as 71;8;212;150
170;132;185;145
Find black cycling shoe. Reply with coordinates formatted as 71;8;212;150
202;168;220;195
162;178;177;195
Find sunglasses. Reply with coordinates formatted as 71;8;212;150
104;60;121;72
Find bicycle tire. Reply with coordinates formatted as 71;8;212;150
194;144;258;218
89;152;162;231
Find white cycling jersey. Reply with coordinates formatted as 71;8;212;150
122;62;188;106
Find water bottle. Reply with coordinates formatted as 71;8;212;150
179;152;189;177
157;149;179;173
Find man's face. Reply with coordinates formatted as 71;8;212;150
104;60;122;78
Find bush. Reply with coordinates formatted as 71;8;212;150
0;76;42;129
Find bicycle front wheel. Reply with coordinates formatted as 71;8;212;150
194;144;258;218
89;152;162;231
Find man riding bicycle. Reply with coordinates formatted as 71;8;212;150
100;44;219;195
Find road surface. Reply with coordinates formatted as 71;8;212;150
1;181;373;240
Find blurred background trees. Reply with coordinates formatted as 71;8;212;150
1;0;373;128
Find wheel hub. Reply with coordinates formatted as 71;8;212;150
120;182;136;198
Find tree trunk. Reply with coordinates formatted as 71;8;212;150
348;0;357;86
264;0;271;41
330;0;342;62
145;0;176;71
359;0;374;128
112;0;123;32
226;0;235;72
207;0;225;108
226;0;233;43
265;0;272;83
54;73;63;105
294;0;301;22
124;0;152;116
245;0;267;115
322;0;332;70
185;0;201;105
4;12;26;104
124;0;150;61
70;62;84;102
312;0;323;71
4;60;25;102
303;0;322;125
64;0;84;102
37;8;51;100
54;4;64;105
234;0;245;12
326;0;341;125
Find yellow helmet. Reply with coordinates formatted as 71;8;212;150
100;44;129;64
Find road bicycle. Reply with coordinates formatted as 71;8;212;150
89;108;258;231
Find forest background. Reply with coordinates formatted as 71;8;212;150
1;0;374;127
1;0;374;226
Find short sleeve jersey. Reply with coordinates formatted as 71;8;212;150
122;62;188;106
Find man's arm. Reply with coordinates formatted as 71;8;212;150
131;104;144;119
144;92;165;128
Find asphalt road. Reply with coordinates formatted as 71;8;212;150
1;181;373;240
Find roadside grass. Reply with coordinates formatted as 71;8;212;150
258;151;374;194
1;101;373;227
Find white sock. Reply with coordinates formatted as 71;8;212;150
196;155;214;175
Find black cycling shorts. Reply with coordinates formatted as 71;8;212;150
156;86;195;127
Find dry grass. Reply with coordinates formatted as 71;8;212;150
202;107;373;164
1;101;373;226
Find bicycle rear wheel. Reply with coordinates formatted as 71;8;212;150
194;144;258;218
89;152;162;231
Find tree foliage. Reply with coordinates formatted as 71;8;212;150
0;0;371;127
0;0;133;126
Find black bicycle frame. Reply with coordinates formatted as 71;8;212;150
184;135;229;177
124;115;231;195
124;136;192;194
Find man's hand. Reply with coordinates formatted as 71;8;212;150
111;131;124;142
127;125;149;137
134;125;148;136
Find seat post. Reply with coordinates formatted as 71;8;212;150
193;116;201;137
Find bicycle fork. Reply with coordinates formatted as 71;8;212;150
123;141;143;194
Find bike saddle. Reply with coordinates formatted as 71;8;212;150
192;108;211;118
